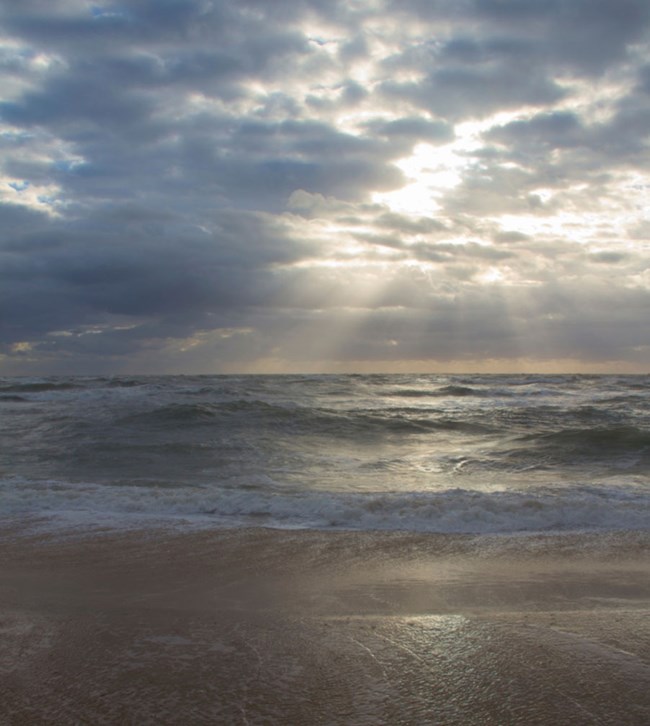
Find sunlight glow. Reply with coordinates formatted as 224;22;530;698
369;115;519;217
372;141;466;215
476;267;505;284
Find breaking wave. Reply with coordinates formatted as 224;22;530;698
2;478;648;534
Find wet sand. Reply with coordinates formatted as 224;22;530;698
1;524;649;724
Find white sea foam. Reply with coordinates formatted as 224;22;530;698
2;477;648;535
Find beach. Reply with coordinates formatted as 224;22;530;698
2;524;649;725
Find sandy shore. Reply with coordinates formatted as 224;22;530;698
1;523;649;724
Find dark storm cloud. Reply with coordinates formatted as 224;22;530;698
3;0;310;55
473;0;650;72
381;57;565;121
2;0;650;372
0;73;156;134
0;202;314;345
484;101;650;165
383;0;650;120
486;112;586;150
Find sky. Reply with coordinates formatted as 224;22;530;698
1;0;650;375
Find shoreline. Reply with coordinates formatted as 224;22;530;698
1;524;649;724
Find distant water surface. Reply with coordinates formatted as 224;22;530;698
1;374;648;534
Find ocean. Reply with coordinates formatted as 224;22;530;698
2;373;648;536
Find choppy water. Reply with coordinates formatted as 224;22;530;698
1;374;649;533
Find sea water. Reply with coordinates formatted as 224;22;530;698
1;374;648;534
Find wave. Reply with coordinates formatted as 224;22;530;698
390;384;519;398
391;385;483;397
119;403;222;425
522;425;650;452
597;395;648;406
2;479;648;535
354;413;496;435
116;399;313;430
388;384;568;400
105;378;147;389
114;400;497;438
0;381;81;394
455;425;650;475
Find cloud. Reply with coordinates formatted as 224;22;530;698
1;0;650;373
472;0;650;73
363;117;454;144
381;62;566;121
486;111;586;149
